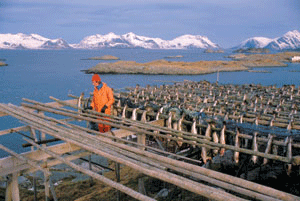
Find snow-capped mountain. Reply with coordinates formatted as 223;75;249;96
2;30;299;50
235;37;273;49
265;30;300;50
40;38;71;49
0;33;71;49
234;30;300;50
72;32;219;49
169;34;219;49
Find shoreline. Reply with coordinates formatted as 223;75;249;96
83;51;299;75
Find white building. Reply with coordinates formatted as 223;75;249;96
291;56;300;62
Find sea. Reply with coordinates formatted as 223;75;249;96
0;48;300;157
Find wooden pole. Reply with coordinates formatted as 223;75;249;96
115;162;121;201
1;103;300;200
22;98;300;148
11;107;245;201
5;174;12;201
25;139;156;201
11;172;20;201
17;102;294;163
44;170;50;201
5;173;21;201
12;111;286;199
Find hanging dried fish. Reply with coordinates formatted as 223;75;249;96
141;110;147;123
156;111;161;120
251;132;258;164
285;136;293;176
131;108;137;121
167;112;172;129
233;128;240;164
263;134;273;165
177;115;184;147
191;118;197;148
219;122;226;156
166;112;172;142
201;124;212;164
212;131;219;156
122;105;127;118
117;99;121;107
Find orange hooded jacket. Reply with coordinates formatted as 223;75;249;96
91;82;114;130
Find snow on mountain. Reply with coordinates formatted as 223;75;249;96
234;30;300;50
71;32;126;49
169;35;219;49
0;33;71;49
73;32;219;49
235;37;273;49
40;38;71;49
120;32;164;49
265;30;300;50
2;30;299;50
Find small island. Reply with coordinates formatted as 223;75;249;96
204;49;224;53
164;55;183;59
233;48;270;54
226;54;247;60
83;55;120;60
83;51;300;75
0;61;8;66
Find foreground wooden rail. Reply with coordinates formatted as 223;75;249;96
0;81;300;200
0;103;244;201
0;98;299;200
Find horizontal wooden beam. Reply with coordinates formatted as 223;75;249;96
0;99;78;117
0;144;49;175
0;142;81;176
26;139;156;201
0;125;30;136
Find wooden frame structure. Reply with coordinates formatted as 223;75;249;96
1;81;300;200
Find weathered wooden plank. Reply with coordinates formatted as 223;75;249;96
0;99;78;117
0;126;30;136
26;139;157;201
2;96;300;200
0;142;81;176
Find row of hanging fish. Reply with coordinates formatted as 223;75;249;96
108;81;300;171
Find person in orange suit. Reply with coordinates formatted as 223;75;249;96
90;74;114;133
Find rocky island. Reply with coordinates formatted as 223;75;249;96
83;52;300;75
204;49;224;53
164;55;183;59
233;48;270;54
82;55;120;60
0;61;8;66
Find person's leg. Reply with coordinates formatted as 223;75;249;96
98;124;111;133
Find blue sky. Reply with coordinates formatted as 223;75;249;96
1;0;299;48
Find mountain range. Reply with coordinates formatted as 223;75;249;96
234;30;300;50
0;30;299;50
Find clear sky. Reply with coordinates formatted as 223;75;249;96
1;0;299;48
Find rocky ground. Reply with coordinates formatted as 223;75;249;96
83;52;300;75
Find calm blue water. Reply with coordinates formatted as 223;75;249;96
0;49;299;157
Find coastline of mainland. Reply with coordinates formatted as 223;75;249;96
83;51;300;75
